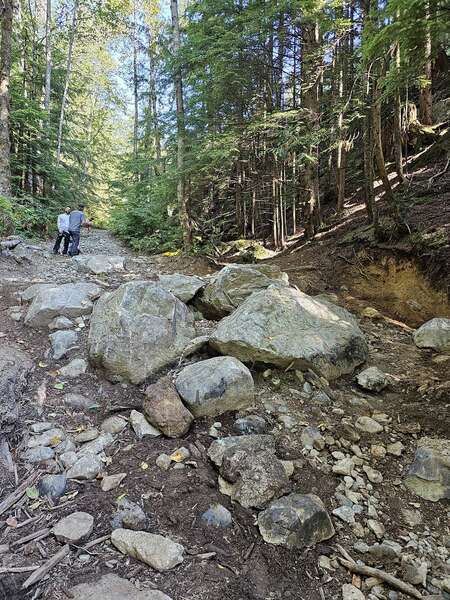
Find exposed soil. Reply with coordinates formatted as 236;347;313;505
0;228;449;600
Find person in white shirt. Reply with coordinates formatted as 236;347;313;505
53;207;71;255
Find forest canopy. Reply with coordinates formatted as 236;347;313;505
0;0;449;252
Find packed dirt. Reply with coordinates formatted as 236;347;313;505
0;229;449;600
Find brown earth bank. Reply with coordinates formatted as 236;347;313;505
0;228;449;600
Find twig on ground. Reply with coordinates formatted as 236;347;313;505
11;528;50;548
0;471;41;516
74;534;110;557
427;157;450;188
22;544;70;590
0;565;40;574
338;557;423;599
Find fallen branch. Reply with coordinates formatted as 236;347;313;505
11;528;50;548
0;471;42;516
0;565;40;574
74;533;110;557
427;157;450;189
22;544;70;590
338;558;422;599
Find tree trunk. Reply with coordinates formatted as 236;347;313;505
44;0;51;113
170;0;191;251
372;67;395;206
419;0;432;126
393;34;404;182
302;18;321;239
132;0;139;166
0;0;14;197
335;7;347;213
361;0;376;226
148;29;162;174
56;0;79;164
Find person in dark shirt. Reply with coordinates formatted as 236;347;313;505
68;204;91;256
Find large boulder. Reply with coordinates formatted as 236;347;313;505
175;356;254;417
404;437;450;502
0;345;34;429
49;330;79;360
258;493;335;548
88;281;196;384
73;255;125;275
24;282;101;327
210;286;368;380
157;274;205;303
195;264;289;319
413;318;450;352
69;574;172;600
143;376;194;438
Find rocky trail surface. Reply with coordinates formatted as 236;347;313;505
0;230;449;600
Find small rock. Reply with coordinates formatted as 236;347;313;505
201;504;232;528
49;330;78;360
342;584;365;600
101;415;127;434
78;432;114;455
413;318;450;352
63;393;97;411
24;446;55;463
60;451;78;469
401;508;423;527
101;473;126;492
67;454;103;480
111;529;184;571
356;367;390;393
53;512;94;543
301;426;326;450
368;519;385;539
404;437;450;502
233;415;267;435
355;416;384;434
69;574;172;600
333;505;356;524
28;428;66;448
30;422;53;433
387;442;405;456
143;377;193;438
130;410;161;439
208;434;276;468
38;474;67;499
48;316;74;330
156;454;171;471
59;358;87;378
363;465;383;483
402;557;428;587
74;428;99;443
112;498;147;531
370;445;386;459
170;447;191;462
333;458;354;476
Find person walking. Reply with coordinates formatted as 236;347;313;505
68;204;91;256
53;206;71;255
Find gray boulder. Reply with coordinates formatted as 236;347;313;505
38;474;67;499
158;273;205;303
404;437;450;502
175;356;254;417
258;493;335;548
111;529;184;571
88;281;196;384
195;263;289;319
233;415;268;435
53;511;94;543
66;454;103;480
112;498;148;531
208;434;276;468
413;318;450;352
49;330;79;360
0;345;34;428
73;255;125;275
220;447;289;508
19;283;55;302
210;287;368;380
24;282;101;327
69;574;172;600
356;366;390;392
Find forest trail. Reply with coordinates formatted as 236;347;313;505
0;231;449;600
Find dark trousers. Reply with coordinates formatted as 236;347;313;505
53;231;71;254
68;231;80;256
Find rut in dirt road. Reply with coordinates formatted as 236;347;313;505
0;232;449;600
